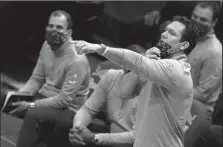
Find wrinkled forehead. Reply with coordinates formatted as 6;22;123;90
192;5;214;21
48;15;68;29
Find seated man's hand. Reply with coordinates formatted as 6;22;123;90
9;101;30;115
79;126;96;144
145;47;161;60
69;126;86;146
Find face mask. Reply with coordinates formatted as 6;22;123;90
156;40;186;59
192;21;211;38
45;30;68;50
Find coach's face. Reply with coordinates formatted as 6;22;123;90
160;21;185;46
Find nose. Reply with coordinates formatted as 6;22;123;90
192;17;201;23
161;31;167;40
47;25;56;31
51;26;57;31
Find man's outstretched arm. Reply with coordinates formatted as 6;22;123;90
74;41;181;90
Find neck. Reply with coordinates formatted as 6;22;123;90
196;28;214;41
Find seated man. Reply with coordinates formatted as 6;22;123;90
11;10;91;147
72;15;197;147
69;69;141;147
46;46;145;147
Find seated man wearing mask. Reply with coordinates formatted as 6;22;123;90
184;2;222;147
12;10;91;147
71;16;197;147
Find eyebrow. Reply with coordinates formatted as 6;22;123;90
192;13;208;21
166;26;177;34
48;23;64;29
56;25;64;29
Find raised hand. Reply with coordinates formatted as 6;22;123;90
70;40;101;55
145;47;161;60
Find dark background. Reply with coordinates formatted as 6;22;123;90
0;2;222;147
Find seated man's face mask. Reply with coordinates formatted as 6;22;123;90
156;40;187;59
45;29;69;50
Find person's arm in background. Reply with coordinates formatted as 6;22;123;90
73;70;112;127
19;43;46;94
193;53;222;105
34;58;88;108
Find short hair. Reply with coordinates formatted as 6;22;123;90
173;16;198;55
195;1;222;20
50;10;73;30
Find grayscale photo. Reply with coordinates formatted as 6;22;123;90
1;1;222;147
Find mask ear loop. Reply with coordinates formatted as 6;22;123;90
167;41;186;55
62;30;70;42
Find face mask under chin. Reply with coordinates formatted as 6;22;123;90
156;40;186;59
45;30;68;50
156;40;172;59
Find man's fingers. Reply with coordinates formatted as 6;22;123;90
149;51;160;56
74;133;84;141
77;47;92;55
73;138;86;145
82;47;91;54
9;107;20;114
146;49;161;59
70;40;82;44
68;132;74;138
147;48;161;55
146;55;159;60
74;126;84;132
12;102;21;106
68;131;86;146
68;132;83;142
69;138;86;146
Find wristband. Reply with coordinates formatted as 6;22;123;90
29;102;36;108
93;134;99;144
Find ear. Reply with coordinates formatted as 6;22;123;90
67;29;73;36
180;41;189;50
212;18;218;27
